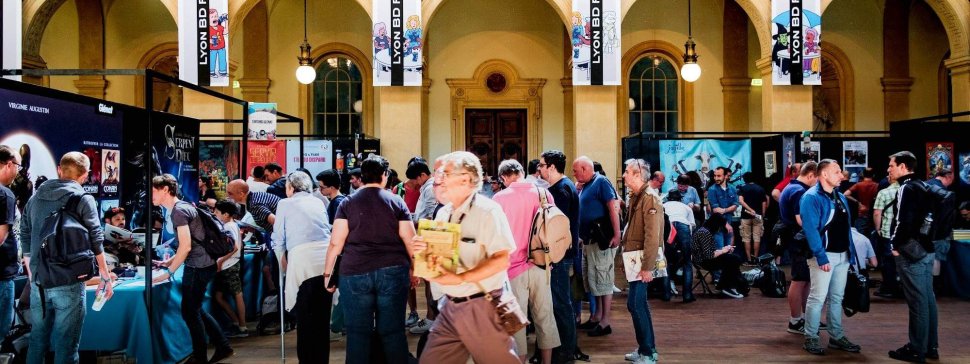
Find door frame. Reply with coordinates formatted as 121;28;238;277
446;59;546;159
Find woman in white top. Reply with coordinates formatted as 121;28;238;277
415;151;520;364
270;172;332;362
663;190;697;303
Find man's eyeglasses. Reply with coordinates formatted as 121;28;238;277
433;171;470;180
8;161;22;172
537;163;547;168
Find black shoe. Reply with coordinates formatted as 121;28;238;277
926;348;939;360
787;318;806;334
683;295;696;303
209;347;235;363
889;344;926;363
588;325;612;337
804;337;825;355
572;347;591;362
577;320;600;330
828;336;861;353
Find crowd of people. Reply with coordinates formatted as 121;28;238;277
0;142;966;364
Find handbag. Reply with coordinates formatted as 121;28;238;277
843;266;870;317
475;282;529;336
898;238;928;262
588;216;614;251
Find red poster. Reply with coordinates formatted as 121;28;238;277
925;142;954;179
247;140;287;174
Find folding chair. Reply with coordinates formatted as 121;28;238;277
692;263;715;295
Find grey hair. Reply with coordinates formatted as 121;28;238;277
440;151;484;190
625;158;651;182
286;172;314;193
497;159;525;178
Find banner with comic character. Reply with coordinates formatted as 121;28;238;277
572;0;621;85
659;139;752;193
771;0;821;85
373;0;422;86
179;0;229;87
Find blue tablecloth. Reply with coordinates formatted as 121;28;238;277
942;239;970;299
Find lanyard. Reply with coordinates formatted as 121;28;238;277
449;194;477;224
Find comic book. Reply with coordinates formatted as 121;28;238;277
414;219;461;279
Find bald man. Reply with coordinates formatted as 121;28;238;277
572;156;621;337
227;179;279;233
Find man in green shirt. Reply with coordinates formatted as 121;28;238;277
872;179;901;298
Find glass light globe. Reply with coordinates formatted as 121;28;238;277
680;63;701;82
353;100;363;113
295;65;316;84
628;98;636;111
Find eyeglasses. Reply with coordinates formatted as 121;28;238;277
537;163;547;168
9;161;22;172
433;171;470;180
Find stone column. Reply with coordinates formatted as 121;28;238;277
722;0;751;131
238;2;270;103
946;56;970;119
75;0;107;99
882;0;912;127
561;77;575;170
377;87;424;170
573;86;619;178
756;57;814;131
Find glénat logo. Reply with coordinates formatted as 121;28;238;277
97;103;114;115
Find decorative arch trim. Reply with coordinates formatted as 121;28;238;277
424;0;569;31
298;42;374;136
619;40;694;139
445;59;547;158
820;43;855;131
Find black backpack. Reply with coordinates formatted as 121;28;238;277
922;183;956;242
191;205;235;259
758;257;788;298
35;194;98;288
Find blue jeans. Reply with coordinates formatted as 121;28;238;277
340;264;410;364
672;223;694;299
896;253;938;355
550;262;576;357
28;283;85;364
182;265;230;361
210;48;227;75
712;228;734;280
627;281;656;356
571;247;596;319
805;252;849;340
0;279;14;338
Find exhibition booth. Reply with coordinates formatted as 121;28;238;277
0;72;377;362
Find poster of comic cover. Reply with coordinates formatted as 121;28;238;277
801;141;820;163
248;103;277;140
373;0;422;86
572;0;621;85
959;152;970;186
200;141;240;201
926;142;954;179
179;0;229;87
771;0;821;85
658;139;752;193
101;149;120;199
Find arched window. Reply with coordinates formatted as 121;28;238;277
313;56;363;136
628;55;678;135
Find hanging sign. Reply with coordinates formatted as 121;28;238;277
178;0;230;87
571;0;621;85
248;102;277;140
286;140;333;175
373;0;422;86
2;0;22;81
771;0;821;85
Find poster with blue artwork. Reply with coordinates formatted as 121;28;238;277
959;152;970;185
659;139;752;193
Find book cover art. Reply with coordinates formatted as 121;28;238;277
415;219;461;279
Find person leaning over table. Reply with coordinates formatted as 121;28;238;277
271;171;333;363
324;155;417;364
415;151;520;364
151;174;234;364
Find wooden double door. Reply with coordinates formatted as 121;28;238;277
465;109;528;178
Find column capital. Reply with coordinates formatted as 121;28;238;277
73;76;108;99
720;77;752;92
755;57;773;75
944;56;970;75
880;77;914;92
560;77;573;91
237;77;271;103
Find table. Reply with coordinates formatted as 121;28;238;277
942;239;970;299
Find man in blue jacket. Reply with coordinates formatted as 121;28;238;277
799;159;860;356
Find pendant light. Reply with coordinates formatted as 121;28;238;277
680;0;701;82
295;0;316;84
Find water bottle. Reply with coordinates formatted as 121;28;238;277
920;213;933;237
92;283;108;311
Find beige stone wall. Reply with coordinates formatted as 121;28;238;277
39;0;78;93
747;20;763;131
823;0;884;131
426;0;565;160
909;0;949;119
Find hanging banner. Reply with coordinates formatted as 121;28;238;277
658;139;752;193
178;0;229;87
2;1;22;81
926;142;954;179
771;0;821;85
248;102;277;140
200;141;240;201
247;140;287;176
571;0;621;85
152;113;201;204
373;0;422;86
286;140;334;175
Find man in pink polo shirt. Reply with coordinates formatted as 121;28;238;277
493;159;560;364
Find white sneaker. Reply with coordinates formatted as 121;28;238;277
669;281;679;296
627;351;657;364
613;285;622;293
329;331;343;342
721;288;744;299
624;351;642;362
409;319;434;334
